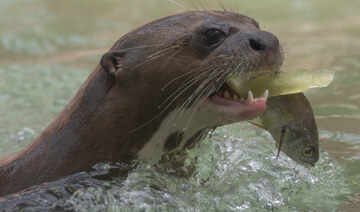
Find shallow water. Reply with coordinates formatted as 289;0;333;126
0;0;359;211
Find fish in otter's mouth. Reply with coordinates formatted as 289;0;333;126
133;8;286;161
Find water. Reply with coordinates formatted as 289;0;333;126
0;0;359;211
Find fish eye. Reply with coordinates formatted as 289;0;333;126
302;147;314;157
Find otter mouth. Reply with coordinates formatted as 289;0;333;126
211;83;269;105
209;82;269;121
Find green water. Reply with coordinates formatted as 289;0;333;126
0;0;359;211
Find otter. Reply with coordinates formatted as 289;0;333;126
0;11;283;197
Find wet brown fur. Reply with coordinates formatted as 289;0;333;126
0;11;283;197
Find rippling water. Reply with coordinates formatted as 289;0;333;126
0;0;359;211
0;126;351;211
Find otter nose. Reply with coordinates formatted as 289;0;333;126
249;38;265;51
247;30;280;53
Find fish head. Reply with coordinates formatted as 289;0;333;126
275;123;319;166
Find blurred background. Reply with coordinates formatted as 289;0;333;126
0;0;359;211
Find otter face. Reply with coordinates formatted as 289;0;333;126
100;11;284;161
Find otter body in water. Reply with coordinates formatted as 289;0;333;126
0;11;283;197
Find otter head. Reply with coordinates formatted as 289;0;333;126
99;11;284;162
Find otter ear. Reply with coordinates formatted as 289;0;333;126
100;51;126;76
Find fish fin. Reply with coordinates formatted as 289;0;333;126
276;126;287;160
247;117;266;130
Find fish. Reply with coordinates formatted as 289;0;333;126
227;69;334;99
249;93;319;166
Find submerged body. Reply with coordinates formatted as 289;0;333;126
0;11;285;197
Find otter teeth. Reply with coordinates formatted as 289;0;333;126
263;89;269;102
216;89;269;104
245;91;254;104
241;90;269;104
224;91;231;99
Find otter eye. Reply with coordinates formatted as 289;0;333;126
203;29;226;46
302;147;314;157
